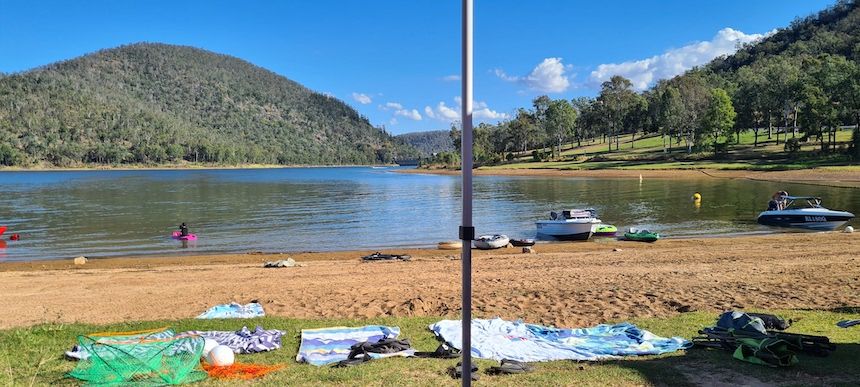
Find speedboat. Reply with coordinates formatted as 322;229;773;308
757;196;854;231
536;209;600;240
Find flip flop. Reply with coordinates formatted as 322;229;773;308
487;359;534;375
447;362;478;381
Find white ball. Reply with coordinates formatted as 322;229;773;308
202;339;219;358
845;226;854;233
206;345;235;367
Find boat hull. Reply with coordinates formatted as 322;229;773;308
757;209;854;231
536;220;597;241
474;235;510;249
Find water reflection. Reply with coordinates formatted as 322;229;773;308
0;168;857;261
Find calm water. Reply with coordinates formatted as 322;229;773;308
0;167;858;261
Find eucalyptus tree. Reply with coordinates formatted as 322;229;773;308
596;76;637;151
545;99;577;157
702;88;737;146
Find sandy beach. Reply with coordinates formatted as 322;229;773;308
0;233;858;330
399;168;860;188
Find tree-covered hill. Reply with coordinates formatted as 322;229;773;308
395;130;454;157
423;0;860;169
0;43;417;167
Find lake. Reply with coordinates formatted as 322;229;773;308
0;167;858;261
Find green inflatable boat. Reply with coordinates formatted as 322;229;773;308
624;228;660;242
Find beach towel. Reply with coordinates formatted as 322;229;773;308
429;318;691;362
183;326;283;354
297;326;414;366
197;302;265;319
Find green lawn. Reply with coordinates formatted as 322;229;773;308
493;129;858;171
2;310;858;386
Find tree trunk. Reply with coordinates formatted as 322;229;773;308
819;128;826;152
631;130;635;149
853;118;860;160
793;107;798;138
767;113;773;140
754;127;759;147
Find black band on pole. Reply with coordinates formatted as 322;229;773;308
459;226;475;241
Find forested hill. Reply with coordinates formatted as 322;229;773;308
395;130;454;157
0;43;417;167
422;0;860;169
707;0;860;75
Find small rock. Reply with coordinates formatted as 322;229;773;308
73;256;87;265
522;246;536;254
613;248;623;252
677;305;695;313
506;243;514;248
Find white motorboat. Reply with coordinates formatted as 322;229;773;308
757;196;854;231
536;209;601;240
474;234;510;249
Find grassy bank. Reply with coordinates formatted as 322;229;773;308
471;130;859;172
3;310;858;386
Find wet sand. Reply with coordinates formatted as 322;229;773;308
0;233;858;329
400;168;860;188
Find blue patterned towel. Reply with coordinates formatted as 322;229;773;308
196;302;265;319
430;318;691;362
183;326;283;354
297;326;414;366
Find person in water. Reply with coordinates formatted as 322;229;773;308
179;222;189;237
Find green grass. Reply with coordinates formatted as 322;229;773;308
492;129;858;172
2;310;858;386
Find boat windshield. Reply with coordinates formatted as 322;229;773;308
784;197;823;209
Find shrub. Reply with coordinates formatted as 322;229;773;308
784;138;801;154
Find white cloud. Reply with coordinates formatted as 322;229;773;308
389;118;398;126
351;92;372;104
395;108;422;121
589;28;771;90
424;98;509;123
474;101;508;120
435;101;460;121
442;74;461;81
381;101;422;121
495;57;572;93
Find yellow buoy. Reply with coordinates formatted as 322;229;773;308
692;192;702;201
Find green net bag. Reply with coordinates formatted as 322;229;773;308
68;327;207;385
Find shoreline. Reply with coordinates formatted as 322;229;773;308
0;163;400;172
398;167;860;188
0;232;857;329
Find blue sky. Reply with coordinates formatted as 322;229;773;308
0;0;834;134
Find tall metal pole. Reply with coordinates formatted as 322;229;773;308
459;0;474;386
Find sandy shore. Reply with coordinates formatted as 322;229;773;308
0;233;858;329
400;168;860;188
